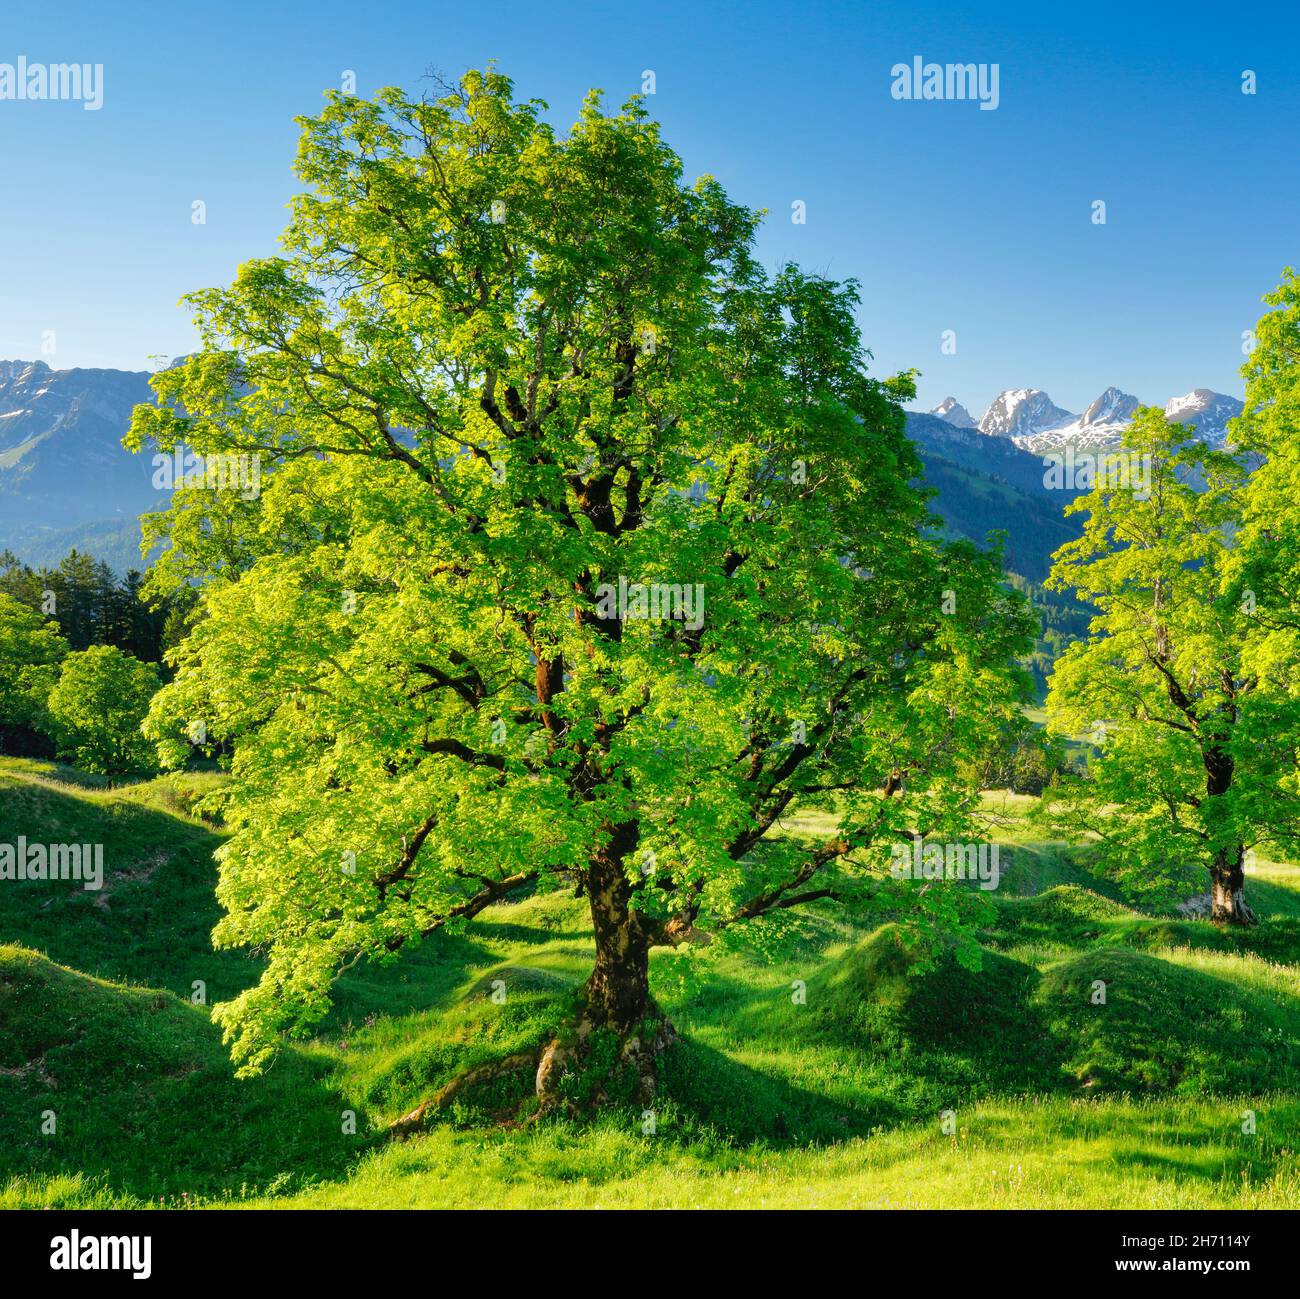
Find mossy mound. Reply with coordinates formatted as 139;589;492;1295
990;884;1136;949
463;964;574;1001
805;924;1062;1090
990;846;1126;900
1033;947;1300;1093
1103;917;1235;954
0;946;352;1199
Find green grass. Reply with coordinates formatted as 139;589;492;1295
3;755;1300;1209
225;1096;1300;1209
0;945;352;1202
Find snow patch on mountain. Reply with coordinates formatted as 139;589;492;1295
979;389;1076;439
930;397;978;428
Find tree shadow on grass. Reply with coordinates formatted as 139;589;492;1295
967;1095;1300;1191
1105;1144;1263;1184
658;1035;909;1146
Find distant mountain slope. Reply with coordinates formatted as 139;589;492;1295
906;411;1066;499
905;412;1082;583
0;360;159;572
0;517;151;574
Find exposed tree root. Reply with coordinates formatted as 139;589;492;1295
387;1013;678;1139
388;1047;542;1139
535;1012;677;1118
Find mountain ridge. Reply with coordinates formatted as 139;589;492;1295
924;383;1245;456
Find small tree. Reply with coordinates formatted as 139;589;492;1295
1041;407;1300;923
0;592;68;750
46;645;160;779
129;71;1032;1106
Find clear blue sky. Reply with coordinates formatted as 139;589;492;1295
2;0;1296;417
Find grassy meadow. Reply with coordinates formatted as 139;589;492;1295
2;759;1299;1209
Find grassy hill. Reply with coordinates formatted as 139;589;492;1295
3;758;1299;1209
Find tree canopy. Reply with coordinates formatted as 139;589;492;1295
128;70;1032;1099
0;591;67;744
47;645;160;779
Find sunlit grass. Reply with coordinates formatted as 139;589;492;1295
3;757;1299;1209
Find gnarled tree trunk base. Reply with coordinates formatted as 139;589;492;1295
1210;881;1258;927
1207;849;1257;927
387;1010;677;1139
534;1010;677;1118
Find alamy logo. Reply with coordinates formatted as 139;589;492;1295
0;839;104;890
0;57;103;110
50;1231;151;1279
152;445;262;500
891;840;1001;890
1042;448;1152;501
890;56;1000;111
594;576;705;631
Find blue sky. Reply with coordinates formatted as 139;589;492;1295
1;0;1296;417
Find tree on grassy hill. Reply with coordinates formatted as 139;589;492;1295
127;70;1032;1110
1040;407;1300;924
46;645;160;780
0;592;67;753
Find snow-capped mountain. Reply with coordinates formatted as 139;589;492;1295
1163;389;1244;443
1081;385;1142;427
1016;386;1142;455
929;396;978;428
927;385;1244;455
978;389;1076;439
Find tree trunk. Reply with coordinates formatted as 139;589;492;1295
1210;847;1256;926
389;838;677;1134
583;846;654;1032
533;841;675;1111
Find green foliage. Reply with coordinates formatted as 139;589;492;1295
124;69;1032;1073
46;645;160;778
0;592;66;745
962;710;1076;794
1232;267;1300;611
1040;406;1299;906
